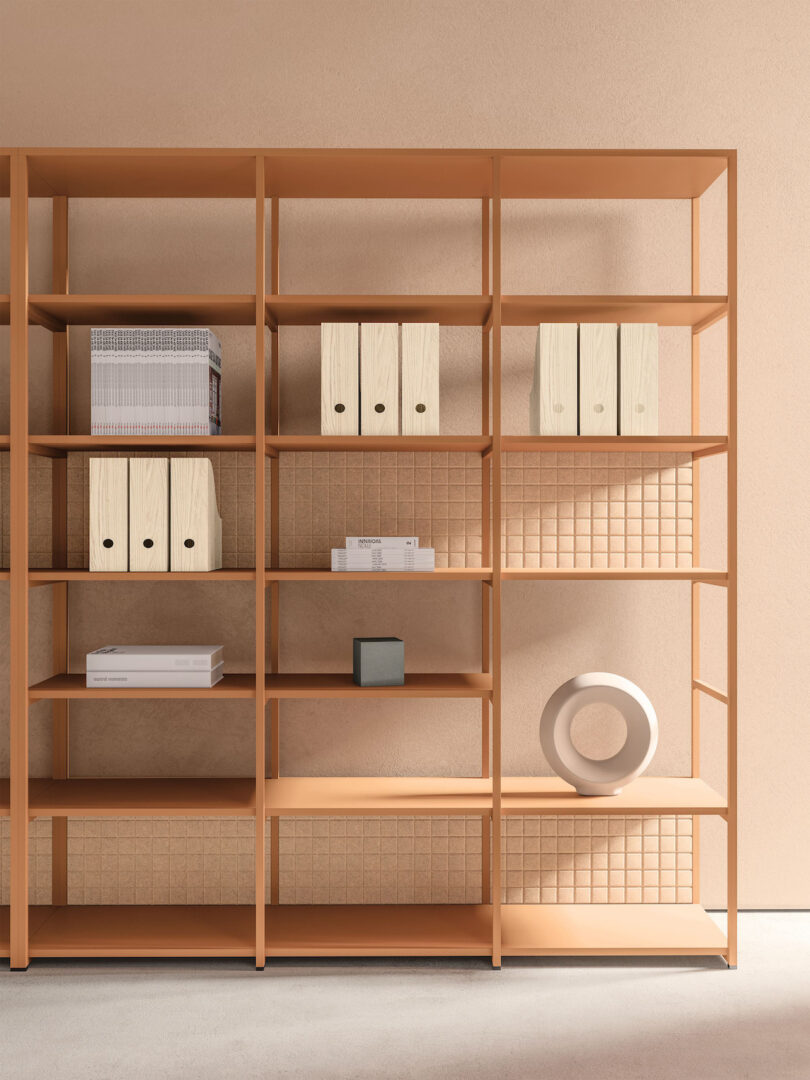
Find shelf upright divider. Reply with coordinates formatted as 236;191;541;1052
726;152;738;968
480;195;491;904
9;151;30;968
254;156;268;968
51;194;70;906
268;192;281;908
690;195;702;903
490;156;503;967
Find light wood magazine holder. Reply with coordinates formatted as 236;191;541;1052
0;148;737;969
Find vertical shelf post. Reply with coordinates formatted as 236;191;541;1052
9;151;30;968
490;157;503;967
254;156;268;968
51;195;70;906
690;195;701;903
480;195;491;905
268;194;281;907
726;152;738;967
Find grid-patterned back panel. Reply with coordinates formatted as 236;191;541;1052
502;452;693;569
272;451;484;569
0;815;693;904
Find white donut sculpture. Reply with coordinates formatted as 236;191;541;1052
539;672;658;796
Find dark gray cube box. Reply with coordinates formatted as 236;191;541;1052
353;637;405;686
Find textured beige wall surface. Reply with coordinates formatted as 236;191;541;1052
0;0;808;907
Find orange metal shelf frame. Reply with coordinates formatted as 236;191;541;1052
3;146;736;970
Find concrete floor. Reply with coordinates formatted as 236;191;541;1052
1;913;808;1080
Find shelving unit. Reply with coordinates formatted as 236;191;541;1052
3;147;736;969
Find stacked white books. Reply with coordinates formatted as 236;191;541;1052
86;645;225;688
331;537;435;572
91;328;222;436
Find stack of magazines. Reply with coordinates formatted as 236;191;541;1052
86;645;225;688
331;536;435;572
90;327;222;435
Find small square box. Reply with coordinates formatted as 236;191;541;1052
353;637;405;687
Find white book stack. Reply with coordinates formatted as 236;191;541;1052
331;536;434;572
86;645;225;688
91;328;222;436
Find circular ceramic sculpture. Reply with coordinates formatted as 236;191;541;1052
539;673;658;796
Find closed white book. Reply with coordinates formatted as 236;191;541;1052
321;323;359;435
529;323;578;435
401;323;439;435
89;458;129;571
579;323;618;435
170;458;223;571
128;457;169;571
86;662;225;689
331;548;435;572
345;536;419;550
360;323;398;435
87;645;224;671
619;323;658;435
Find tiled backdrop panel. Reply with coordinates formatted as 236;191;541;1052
0;816;692;905
502;452;693;569
0;450;694;903
270;451;484;569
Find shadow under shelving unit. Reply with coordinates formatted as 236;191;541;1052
1;147;736;968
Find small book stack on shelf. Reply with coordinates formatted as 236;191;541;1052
91;327;222;435
85;645;225;688
331;536;435;572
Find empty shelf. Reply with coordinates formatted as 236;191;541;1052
28;778;255;817
28;905;255;957
265;776;492;815
501;903;727;957
266;904;493;957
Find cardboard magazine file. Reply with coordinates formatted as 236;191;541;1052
170;458;223;571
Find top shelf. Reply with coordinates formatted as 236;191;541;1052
10;148;730;199
19;294;727;330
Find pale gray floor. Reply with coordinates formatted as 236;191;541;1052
1;913;809;1080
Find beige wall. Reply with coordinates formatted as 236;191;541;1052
0;0;808;908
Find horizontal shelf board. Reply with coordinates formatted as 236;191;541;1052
266;904;493;957
502;435;728;457
266;777;493;815
28;435;255;454
501;777;727;815
264;152;494;198
28;905;256;957
500;151;729;200
29;294;256;327
265;673;492;699
502;295;728;328
29;568;256;582
0;435;9;449
265;567;492;582
267;435;490;454
28;673;257;700
19;148;729;200
28;778;255;817
26;149;260;198
502;568;728;583
266;295;490;326
0;906;7;957
0;295;8;324
501;903;727;956
0;570;9;581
